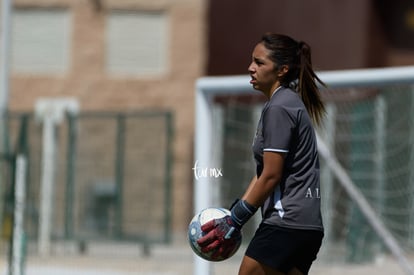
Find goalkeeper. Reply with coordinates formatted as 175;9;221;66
198;33;325;275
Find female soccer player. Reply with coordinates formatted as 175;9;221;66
198;33;325;275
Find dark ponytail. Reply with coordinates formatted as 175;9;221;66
261;33;325;126
297;41;326;126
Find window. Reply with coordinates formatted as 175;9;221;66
11;8;71;74
106;10;168;76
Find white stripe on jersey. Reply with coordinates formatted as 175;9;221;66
263;148;289;153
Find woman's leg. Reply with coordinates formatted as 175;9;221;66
238;255;285;275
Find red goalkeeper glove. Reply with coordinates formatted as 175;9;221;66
197;200;257;260
196;215;241;260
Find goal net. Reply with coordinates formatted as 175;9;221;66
193;66;414;275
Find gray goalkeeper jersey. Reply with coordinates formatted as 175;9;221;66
252;86;324;232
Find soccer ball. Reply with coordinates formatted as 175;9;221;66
188;207;242;261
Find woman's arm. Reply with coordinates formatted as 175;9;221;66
242;151;285;208
197;152;285;251
241;175;257;201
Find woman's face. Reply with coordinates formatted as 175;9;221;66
248;42;282;97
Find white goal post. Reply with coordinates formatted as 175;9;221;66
10;155;28;275
194;66;414;275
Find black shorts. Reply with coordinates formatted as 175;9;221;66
245;223;324;274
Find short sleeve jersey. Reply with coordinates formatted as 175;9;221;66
252;86;323;232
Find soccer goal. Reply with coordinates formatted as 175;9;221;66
193;66;414;275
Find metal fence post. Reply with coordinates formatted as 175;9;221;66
114;114;126;239
163;112;174;243
65;113;77;240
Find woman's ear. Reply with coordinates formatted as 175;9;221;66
277;65;289;77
